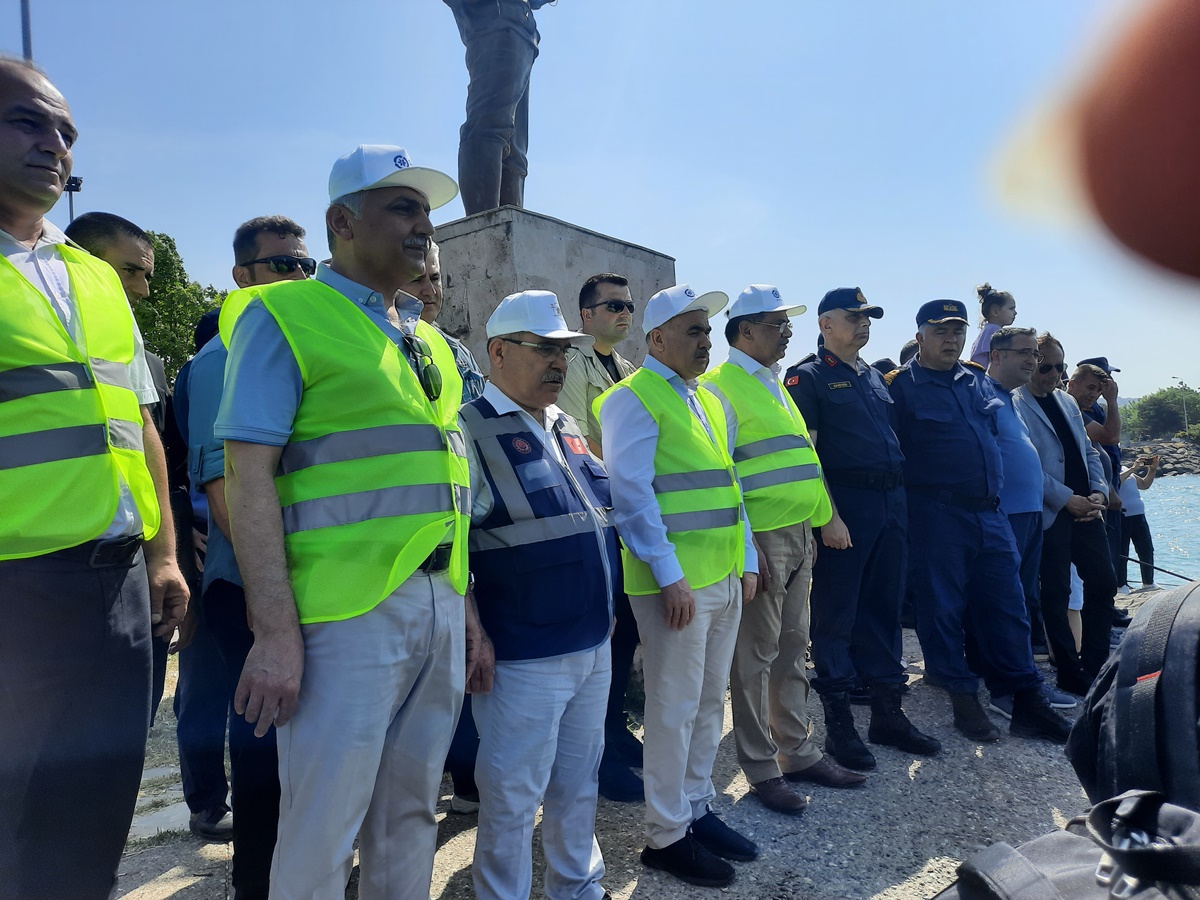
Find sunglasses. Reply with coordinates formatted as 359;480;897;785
585;300;636;315
1038;362;1068;374
500;337;570;360
239;255;317;276
403;331;443;401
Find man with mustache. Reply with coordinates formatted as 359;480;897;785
214;144;483;897
559;271;643;803
786;288;939;772
700;285;858;814
889;301;1071;744
461;290;615;899
599;284;759;888
0;57;188;897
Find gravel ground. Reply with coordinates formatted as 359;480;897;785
118;622;1107;900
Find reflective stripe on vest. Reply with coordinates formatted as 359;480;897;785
599;368;744;595
700;362;833;532
0;248;160;559
220;280;470;623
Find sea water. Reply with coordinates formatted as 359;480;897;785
1128;473;1200;587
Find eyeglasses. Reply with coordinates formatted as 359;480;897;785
748;319;793;335
501;338;570;360
402;331;443;401
238;255;317;276
998;348;1044;361
585;300;636;315
1038;362;1068;374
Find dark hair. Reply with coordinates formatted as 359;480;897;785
233;215;306;265
1036;331;1064;354
725;313;763;345
64;212;150;256
990;325;1037;352
898;339;919;365
578;273;629;311
976;282;1014;322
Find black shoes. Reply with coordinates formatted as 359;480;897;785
820;692;876;770
606;726;644;768
1010;687;1073;744
691;811;759;862
189;805;233;842
597;752;643;802
641;832;735;887
950;692;1002;742
867;683;942;756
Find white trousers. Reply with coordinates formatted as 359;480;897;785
472;641;611;900
631;572;741;848
269;570;464;900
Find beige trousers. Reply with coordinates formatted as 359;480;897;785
730;521;821;783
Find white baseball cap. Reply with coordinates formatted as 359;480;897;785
327;145;459;209
727;284;806;320
643;284;729;332
486;290;595;347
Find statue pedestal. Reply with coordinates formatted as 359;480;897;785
433;206;676;370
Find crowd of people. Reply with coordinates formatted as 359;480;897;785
0;55;1159;900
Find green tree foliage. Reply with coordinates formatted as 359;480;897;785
134;232;224;379
1122;384;1200;441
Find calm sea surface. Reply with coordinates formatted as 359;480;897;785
1134;473;1200;586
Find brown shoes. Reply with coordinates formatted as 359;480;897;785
785;754;869;788
749;776;809;814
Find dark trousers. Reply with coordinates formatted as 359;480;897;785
446;694;478;796
604;590;640;742
175;603;231;815
445;0;539;213
810;484;907;694
1039;511;1117;685
908;496;1040;696
1120;513;1156;587
1009;511;1046;647
1105;507;1123;585
0;549;152;900
204;579;279;897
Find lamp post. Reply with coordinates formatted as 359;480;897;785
1172;376;1190;430
21;0;32;61
63;176;83;222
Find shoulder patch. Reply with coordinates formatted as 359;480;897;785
963;360;987;372
882;368;902;386
786;374;799;386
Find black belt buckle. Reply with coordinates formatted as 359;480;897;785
418;543;454;573
88;534;144;568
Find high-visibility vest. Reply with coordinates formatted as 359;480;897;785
460;397;616;661
701;361;833;532
220;280;470;623
597;367;744;595
0;248;159;559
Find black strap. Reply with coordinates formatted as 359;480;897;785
1085;791;1200;886
957;842;1065;900
1161;583;1200;809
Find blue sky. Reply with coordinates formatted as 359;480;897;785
9;0;1199;396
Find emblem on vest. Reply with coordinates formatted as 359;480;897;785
512;437;532;454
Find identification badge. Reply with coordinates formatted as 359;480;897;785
828;381;852;390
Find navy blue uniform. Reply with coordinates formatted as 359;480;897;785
887;361;1041;696
787;351;907;694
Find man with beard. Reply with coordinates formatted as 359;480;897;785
786;288;939;772
700;285;860;815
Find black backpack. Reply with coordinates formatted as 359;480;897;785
1067;581;1200;810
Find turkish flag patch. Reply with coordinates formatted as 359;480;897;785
563;435;588;455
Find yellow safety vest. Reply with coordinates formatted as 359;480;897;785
700;361;832;532
0;248;159;559
597;367;744;595
220;280;470;623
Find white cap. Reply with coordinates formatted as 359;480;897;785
486;290;594;347
727;284;806;320
643;284;729;332
327;145;459;209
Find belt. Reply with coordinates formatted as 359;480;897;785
825;469;904;491
51;534;145;568
907;485;999;512
417;543;454;573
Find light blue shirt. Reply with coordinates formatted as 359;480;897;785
599;355;756;589
988;376;1043;516
214;263;423;445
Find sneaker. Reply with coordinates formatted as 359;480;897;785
1043;684;1077;710
189;806;233;841
1031;643;1050;663
1118;585;1131;596
987;695;1014;720
450;791;480;814
1144;583;1161;592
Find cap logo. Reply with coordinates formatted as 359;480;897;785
771;289;781;299
856;292;867;305
512;437;532;454
393;154;410;169
683;288;696;298
943;303;957;312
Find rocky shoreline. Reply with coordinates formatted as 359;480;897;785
1122;439;1200;477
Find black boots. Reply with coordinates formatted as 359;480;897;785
950;691;1002;742
867;683;941;756
820;692;876;770
1010;687;1073;744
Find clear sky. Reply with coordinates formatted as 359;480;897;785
8;0;1199;397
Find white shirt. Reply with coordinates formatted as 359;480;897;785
1;220;158;538
599;355;757;588
716;347;789;449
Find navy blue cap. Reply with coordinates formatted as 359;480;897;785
916;299;970;326
1077;356;1120;374
193;308;221;352
817;287;882;318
